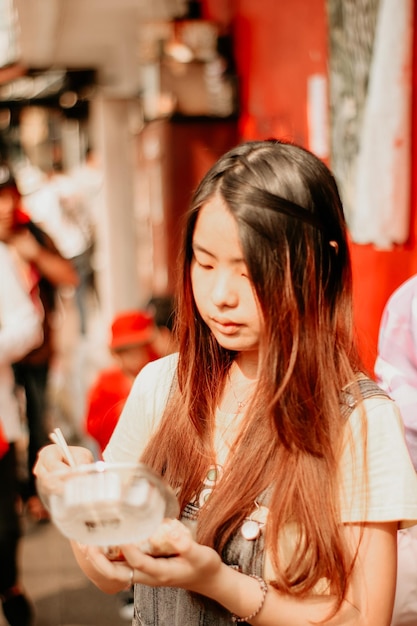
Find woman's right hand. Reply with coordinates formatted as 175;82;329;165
33;443;94;490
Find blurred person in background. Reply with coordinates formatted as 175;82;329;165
375;275;417;626
68;148;103;330
0;164;79;522
85;310;158;456
0;209;43;625
375;274;417;470
146;295;177;357
86;301;177;458
25;160;97;336
70;147;103;232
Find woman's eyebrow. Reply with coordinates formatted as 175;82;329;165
192;242;245;265
192;242;214;256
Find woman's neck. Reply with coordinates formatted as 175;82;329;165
233;351;259;380
218;354;259;414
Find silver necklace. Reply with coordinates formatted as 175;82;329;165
227;369;263;539
227;370;256;412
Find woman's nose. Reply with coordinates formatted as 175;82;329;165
210;271;238;308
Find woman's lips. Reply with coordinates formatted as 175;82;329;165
211;318;241;335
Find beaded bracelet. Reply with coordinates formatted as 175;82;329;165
231;573;269;623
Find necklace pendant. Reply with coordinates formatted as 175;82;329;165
241;519;261;540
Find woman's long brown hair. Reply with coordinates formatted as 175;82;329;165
141;140;365;609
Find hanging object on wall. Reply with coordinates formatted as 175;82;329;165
352;0;413;247
327;0;413;249
307;73;330;161
138;18;238;120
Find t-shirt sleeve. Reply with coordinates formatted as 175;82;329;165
102;353;178;464
339;396;417;528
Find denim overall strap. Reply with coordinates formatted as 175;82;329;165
340;377;389;418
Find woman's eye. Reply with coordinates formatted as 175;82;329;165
196;259;213;269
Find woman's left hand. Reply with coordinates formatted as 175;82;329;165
82;519;222;595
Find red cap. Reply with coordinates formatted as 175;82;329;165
109;310;155;350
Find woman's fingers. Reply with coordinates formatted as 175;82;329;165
78;519;221;593
33;444;94;497
119;520;194;586
140;518;193;556
34;443;93;476
119;521;221;589
86;545;133;586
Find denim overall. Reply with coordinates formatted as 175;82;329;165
133;377;388;625
133;521;264;626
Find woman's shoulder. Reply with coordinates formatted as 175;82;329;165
340;376;417;525
342;375;405;458
341;375;390;415
345;374;399;426
103;353;179;463
137;352;179;384
128;353;179;405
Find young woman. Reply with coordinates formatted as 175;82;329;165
35;140;417;625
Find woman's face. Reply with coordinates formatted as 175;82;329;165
190;194;262;357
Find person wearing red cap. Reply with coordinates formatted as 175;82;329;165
85;310;159;454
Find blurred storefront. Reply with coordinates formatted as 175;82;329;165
0;0;240;328
1;0;416;369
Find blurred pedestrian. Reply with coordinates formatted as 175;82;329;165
0;235;43;626
25;161;96;335
375;274;417;626
146;295;177;357
0;164;79;521
85;310;158;455
375;274;417;469
69;147;103;314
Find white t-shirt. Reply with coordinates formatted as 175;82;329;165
104;353;417;528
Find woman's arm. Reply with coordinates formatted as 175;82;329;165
74;519;397;625
10;229;79;286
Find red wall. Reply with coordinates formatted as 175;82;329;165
165;119;239;286
203;0;417;374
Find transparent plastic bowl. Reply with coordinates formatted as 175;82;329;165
37;461;179;546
